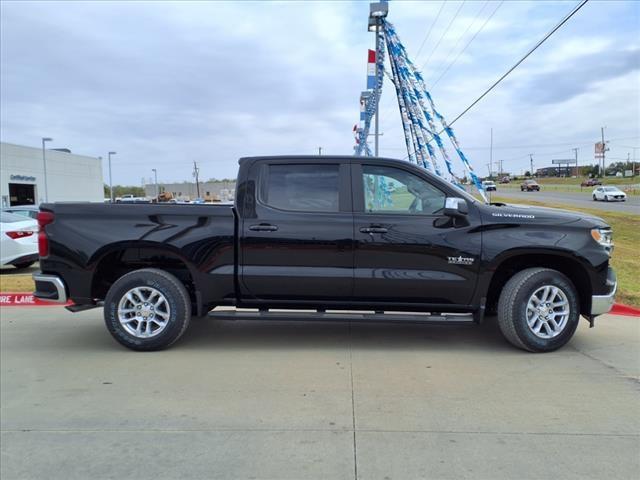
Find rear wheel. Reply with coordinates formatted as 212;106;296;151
497;268;579;352
104;268;191;351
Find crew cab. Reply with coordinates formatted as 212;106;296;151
33;156;616;352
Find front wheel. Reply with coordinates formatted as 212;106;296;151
104;268;192;351
593;195;597;201
497;268;579;352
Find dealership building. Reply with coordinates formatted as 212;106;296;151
1;142;104;207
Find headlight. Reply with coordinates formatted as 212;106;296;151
591;227;613;252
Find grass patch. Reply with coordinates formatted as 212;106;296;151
0;273;35;292
492;196;640;308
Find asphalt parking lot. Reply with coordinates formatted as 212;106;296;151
1;307;639;480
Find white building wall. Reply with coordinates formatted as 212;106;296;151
1;142;104;206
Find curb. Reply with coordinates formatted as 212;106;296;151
0;292;72;307
611;303;640;317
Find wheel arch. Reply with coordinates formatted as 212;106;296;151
484;250;593;316
90;242;200;312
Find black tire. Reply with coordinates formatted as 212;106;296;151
497;268;580;352
104;268;191;351
592;195;597;201
13;261;34;270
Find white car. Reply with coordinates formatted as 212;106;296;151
482;180;497;191
0;211;38;269
592;186;627;202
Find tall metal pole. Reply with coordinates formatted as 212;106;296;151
489;128;493;177
318;147;322;156
108;151;116;202
374;22;380;157
529;154;534;177
193;161;200;198
573;148;579;176
152;169;158;199
600;127;606;177
41;137;52;202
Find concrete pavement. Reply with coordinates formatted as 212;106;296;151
1;307;639;479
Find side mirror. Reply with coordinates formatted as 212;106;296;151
444;197;468;217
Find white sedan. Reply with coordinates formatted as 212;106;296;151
0;211;38;269
592;186;627;202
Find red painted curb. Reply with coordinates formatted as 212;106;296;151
0;292;72;307
611;303;640;317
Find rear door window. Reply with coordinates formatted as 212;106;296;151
260;164;340;213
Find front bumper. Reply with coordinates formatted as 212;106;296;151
590;267;617;316
33;272;68;304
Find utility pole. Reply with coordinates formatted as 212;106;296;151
529;154;534;177
486;163;492;177
489;128;493;175
572;148;579;177
193;161;200;198
108;151;117;202
318;147;322;156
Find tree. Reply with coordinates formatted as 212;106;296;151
524;170;531;177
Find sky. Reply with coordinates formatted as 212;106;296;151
1;0;639;185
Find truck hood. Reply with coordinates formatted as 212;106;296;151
480;203;608;228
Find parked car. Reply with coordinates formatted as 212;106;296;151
2;205;39;219
521;179;540;191
33;155;616;353
592;186;627;202
1;211;38;270
581;178;602;187
482;180;497;192
499;177;511;184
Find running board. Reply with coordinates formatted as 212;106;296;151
207;310;475;325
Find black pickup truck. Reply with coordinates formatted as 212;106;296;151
33;155;616;352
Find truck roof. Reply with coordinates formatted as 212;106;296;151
238;155;402;165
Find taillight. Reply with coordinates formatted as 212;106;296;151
6;231;35;239
37;211;55;257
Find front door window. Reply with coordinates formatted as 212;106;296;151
362;165;446;215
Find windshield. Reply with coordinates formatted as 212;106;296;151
603;187;619;192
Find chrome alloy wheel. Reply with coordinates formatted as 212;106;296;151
526;285;570;339
117;287;171;338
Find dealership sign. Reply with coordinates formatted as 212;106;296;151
10;174;36;182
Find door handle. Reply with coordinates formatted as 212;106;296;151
360;226;388;234
249;224;279;232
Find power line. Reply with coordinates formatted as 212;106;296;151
420;1;466;73
445;0;590;129
430;1;504;88
413;1;447;60
427;0;491;85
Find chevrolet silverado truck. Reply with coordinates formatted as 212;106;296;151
33;156;617;352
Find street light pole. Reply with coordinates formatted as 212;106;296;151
41;137;53;202
152;168;158;199
108;151;117;202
